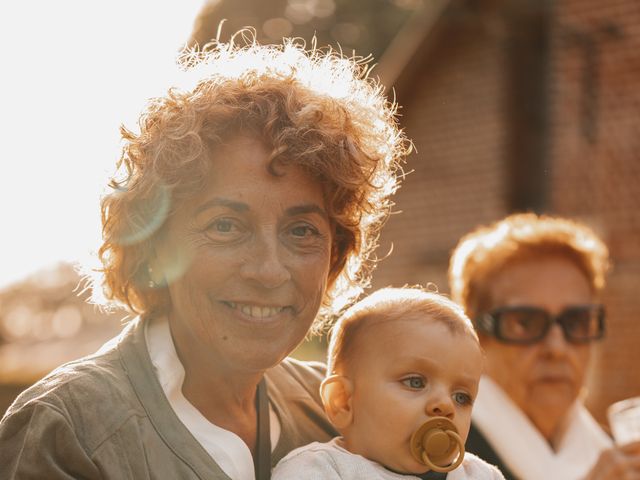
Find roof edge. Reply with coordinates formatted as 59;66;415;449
376;0;454;92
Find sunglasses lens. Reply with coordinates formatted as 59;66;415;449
561;306;603;341
497;309;548;342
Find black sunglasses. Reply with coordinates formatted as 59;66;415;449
475;304;606;344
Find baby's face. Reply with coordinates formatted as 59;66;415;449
342;316;483;474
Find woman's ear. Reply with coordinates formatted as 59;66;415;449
320;375;354;430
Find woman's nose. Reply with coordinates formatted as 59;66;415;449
542;323;571;357
425;392;455;419
239;233;291;288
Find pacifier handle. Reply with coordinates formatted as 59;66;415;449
410;417;465;473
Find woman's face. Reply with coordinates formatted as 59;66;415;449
154;136;333;373
482;255;594;440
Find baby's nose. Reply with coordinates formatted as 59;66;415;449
425;395;455;419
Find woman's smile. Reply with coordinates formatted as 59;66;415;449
224;301;288;319
220;299;295;324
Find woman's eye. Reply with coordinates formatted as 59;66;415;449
290;224;319;238
203;218;243;240
453;392;472;406
402;377;425;390
211;219;234;232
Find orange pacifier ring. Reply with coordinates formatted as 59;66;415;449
409;417;465;473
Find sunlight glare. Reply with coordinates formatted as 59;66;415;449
0;0;205;289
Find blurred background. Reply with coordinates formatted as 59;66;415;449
1;0;638;428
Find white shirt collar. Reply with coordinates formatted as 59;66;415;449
472;375;611;480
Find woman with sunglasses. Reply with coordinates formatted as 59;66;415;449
449;213;640;480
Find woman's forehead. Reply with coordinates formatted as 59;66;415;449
487;255;593;309
186;136;326;209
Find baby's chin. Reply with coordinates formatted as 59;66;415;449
378;457;431;476
382;451;459;476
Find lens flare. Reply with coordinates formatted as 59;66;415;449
115;185;171;246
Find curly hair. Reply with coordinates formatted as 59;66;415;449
327;287;478;375
97;34;409;331
448;213;610;320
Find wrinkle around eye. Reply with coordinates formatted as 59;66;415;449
202;217;248;243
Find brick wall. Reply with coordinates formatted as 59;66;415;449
546;0;640;421
373;4;510;293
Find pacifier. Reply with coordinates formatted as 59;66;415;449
409;417;465;473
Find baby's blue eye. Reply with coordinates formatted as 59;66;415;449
453;392;472;406
402;377;425;389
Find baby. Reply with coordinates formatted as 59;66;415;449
273;287;504;479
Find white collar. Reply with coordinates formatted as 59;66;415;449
472;376;611;480
145;316;281;480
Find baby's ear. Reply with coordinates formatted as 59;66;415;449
320;375;354;430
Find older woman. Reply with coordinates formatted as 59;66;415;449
0;37;408;479
449;213;640;480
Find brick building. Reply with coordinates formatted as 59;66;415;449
372;0;640;424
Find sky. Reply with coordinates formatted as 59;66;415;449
0;0;206;288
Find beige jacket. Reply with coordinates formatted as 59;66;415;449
0;317;337;479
